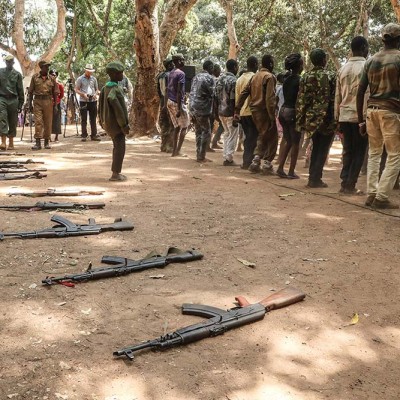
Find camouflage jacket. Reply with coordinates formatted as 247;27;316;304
296;66;336;137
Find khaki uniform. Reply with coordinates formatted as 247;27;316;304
28;73;59;139
0;67;24;137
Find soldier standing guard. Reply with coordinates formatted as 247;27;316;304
0;55;24;150
28;60;59;150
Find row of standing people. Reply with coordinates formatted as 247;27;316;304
158;23;400;209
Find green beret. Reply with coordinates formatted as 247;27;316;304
106;61;125;73
4;55;14;61
309;48;326;66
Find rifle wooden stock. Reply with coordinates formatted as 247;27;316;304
7;189;105;197
235;287;305;310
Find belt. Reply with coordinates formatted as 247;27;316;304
0;94;17;99
34;95;52;100
367;106;384;110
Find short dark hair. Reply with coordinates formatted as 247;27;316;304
203;60;214;72
351;36;368;52
246;56;258;70
284;53;302;71
226;59;238;72
261;55;274;69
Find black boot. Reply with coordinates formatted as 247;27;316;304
31;138;42;150
44;139;51;149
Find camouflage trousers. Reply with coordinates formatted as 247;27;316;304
251;110;278;162
159;106;174;152
193;115;211;161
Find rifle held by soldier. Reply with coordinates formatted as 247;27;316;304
0;214;133;240
113;286;305;360
42;247;203;286
0;201;105;212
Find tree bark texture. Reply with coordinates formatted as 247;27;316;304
391;0;400;22
159;0;198;61
130;0;160;137
218;0;239;59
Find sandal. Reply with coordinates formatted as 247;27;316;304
287;173;300;179
109;174;127;182
276;170;288;179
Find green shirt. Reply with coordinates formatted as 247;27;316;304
98;83;129;137
296;66;336;138
0;67;24;108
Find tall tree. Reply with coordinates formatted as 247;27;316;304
0;0;66;77
391;0;400;21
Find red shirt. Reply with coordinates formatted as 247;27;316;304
55;82;64;104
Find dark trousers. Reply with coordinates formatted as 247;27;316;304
194;115;211;160
212;122;224;146
80;101;98;137
52;103;62;135
111;133;126;173
309;130;334;183
159;104;174;152
339;122;368;189
241;115;259;168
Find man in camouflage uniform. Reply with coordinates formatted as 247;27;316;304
0;55;24;150
296;48;336;188
157;58;174;153
28;60;59;150
235;55;277;174
189;60;215;162
357;23;400;209
215;59;239;166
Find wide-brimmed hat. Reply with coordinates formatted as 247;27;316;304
38;60;51;68
84;63;95;72
3;55;14;61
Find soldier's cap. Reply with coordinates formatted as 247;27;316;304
309;48;326;66
106;61;125;73
172;53;185;61
84;63;95;72
3;55;14;61
38;60;51;68
381;23;400;40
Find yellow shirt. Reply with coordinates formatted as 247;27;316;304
235;71;254;116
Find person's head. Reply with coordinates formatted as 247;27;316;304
213;64;221;78
381;23;400;49
172;54;185;68
49;69;59;80
246;56;258;73
226;59;238;75
261;55;274;72
351;36;369;58
4;55;14;70
203;60;214;74
163;57;174;72
106;61;125;82
276;72;286;84
38;60;51;75
284;53;303;74
84;63;95;77
309;48;327;67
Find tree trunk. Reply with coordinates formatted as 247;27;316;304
159;0;198;61
2;0;66;78
130;0;160;137
391;0;400;22
219;0;239;59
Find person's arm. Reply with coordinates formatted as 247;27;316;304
295;76;306;133
264;74;277;123
59;84;65;102
98;88;104;128
334;69;342;123
176;71;185;117
356;69;368;136
52;77;59;105
28;76;35;110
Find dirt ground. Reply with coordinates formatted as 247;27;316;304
0;127;399;400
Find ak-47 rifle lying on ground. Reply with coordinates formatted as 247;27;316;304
0;152;26;156
0;159;44;167
0;214;133;240
7;188;104;197
0;167;47;173
113;286;306;360
0;171;46;180
0;201;105;212
42;247;203;287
